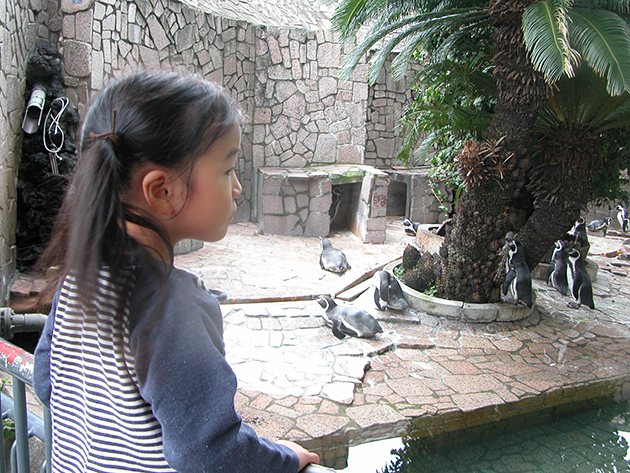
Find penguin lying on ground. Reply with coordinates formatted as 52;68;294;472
373;270;409;311
502;236;533;308
545;240;569;296
566;248;595;309
617;205;629;233
317;295;383;339
587;217;612;237
319;238;351;274
403;219;420;236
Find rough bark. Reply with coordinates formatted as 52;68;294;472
516;130;601;269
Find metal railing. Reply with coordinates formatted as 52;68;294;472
0;337;50;473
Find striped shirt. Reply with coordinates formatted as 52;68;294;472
49;268;174;472
35;261;300;473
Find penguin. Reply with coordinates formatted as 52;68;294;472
502;237;533;308
568;217;589;248
586;217;612;237
329;187;342;223
319;238;351;274
545;240;569;296
616;205;629;233
403;219;420;236
372;270;409;311
316;295;383;339
566;248;595;309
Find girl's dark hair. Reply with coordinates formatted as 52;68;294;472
38;71;241;303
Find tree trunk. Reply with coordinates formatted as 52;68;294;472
515;130;601;270
438;0;549;303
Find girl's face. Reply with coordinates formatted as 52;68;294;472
171;123;243;244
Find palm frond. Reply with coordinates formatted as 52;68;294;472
331;0;388;41
342;7;489;83
569;7;630;95
523;1;580;83
536;69;630;134
573;0;630;14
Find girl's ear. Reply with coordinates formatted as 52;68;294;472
140;169;182;217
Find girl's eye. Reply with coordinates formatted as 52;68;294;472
226;168;235;176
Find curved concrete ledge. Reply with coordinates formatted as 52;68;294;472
385;261;535;323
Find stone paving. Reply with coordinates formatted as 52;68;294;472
175;220;630;469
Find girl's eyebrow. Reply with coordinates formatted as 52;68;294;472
225;149;239;161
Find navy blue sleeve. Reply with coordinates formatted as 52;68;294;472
128;267;300;473
33;295;58;408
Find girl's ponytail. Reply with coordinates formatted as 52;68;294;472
40;117;131;302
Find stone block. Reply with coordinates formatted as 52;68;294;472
284;196;297;214
319;76;337;98
291;179;309;194
61;0;93;13
261;176;282;197
314;134;337;163
62;14;74;38
366;216;387;231
91;50;104;89
304;212;330;237
283;94;305;119
139;45;160;70
268;64;292;80
101;12;115;31
309;194;331;213
263;194;284;215
317;42;341;68
262;214;300;236
362;229;386;244
147;15;170;50
296;193;309;209
63;39;91;77
254;108;272;124
338;145;362;164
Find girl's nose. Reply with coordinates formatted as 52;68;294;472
232;171;242;198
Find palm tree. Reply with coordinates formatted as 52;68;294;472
332;0;630;303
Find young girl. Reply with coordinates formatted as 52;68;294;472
33;71;320;472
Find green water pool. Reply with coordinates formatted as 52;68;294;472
339;400;630;473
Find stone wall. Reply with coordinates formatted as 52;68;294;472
365;56;417;168
56;0;388;224
0;0;59;303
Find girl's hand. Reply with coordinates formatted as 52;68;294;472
276;440;320;471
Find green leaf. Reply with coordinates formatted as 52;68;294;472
523;1;579;83
569;7;630;95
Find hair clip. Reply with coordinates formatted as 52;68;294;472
89;109;120;148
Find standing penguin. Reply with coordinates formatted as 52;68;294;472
317;295;383;339
617;205;629;233
566;248;595;309
373;270;409;311
319;238;351;274
329;187;342;223
587;217;612;237
545;240;569;296
502;237;533;308
566;217;590;262
569;217;589;247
